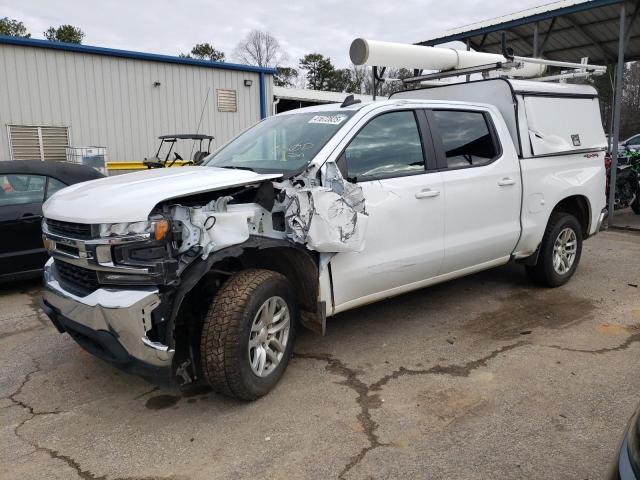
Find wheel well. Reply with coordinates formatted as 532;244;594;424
225;246;320;315
551;195;591;238
171;244;321;378
176;245;320;329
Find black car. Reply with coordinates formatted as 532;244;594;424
0;160;104;282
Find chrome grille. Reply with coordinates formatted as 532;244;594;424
46;219;94;239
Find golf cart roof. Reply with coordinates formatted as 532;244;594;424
158;134;215;140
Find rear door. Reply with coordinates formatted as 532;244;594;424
0;174;48;277
329;108;445;310
427;108;522;274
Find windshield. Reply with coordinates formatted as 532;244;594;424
204;111;354;174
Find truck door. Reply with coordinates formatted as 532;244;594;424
330;109;445;310
427;109;521;274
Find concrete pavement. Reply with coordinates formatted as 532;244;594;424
1;230;639;479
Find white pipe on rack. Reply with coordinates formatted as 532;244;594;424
350;38;546;78
511;55;606;72
532;70;606;82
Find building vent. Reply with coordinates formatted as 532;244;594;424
217;89;237;112
8;125;69;161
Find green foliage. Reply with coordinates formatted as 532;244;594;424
0;17;30;37
274;66;298;87
44;25;85;44
183;43;225;62
299;53;336;90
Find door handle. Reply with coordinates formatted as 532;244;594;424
415;188;440;199
20;213;42;223
498;177;516;186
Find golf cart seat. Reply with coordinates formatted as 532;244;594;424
193;151;210;165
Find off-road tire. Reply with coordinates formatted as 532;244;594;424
200;269;297;401
525;212;583;287
631;195;640;214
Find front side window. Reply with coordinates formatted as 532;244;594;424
204;111;355;174
343;110;425;181
431;110;499;168
0;174;46;207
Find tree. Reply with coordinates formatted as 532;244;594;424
348;64;369;94
234;30;287;68
586;61;640;138
182;43;226;62
327;68;358;93
44;25;84;44
299;53;336;91
0;17;30;37
274;66;298;87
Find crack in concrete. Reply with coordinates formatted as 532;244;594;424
545;332;640;355
294;341;525;479
294;352;388;479
0;324;47;340
370;341;526;391
5;361;106;480
6;361;179;480
133;386;160;400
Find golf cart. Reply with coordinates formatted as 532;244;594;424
143;134;214;168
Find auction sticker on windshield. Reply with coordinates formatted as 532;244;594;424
308;115;348;125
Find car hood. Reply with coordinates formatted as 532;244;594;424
43;166;282;223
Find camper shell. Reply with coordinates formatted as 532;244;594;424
391;78;606;158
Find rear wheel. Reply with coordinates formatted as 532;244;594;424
200;269;297;401
631;195;640;214
526;212;583;287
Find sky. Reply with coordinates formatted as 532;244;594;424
2;0;550;68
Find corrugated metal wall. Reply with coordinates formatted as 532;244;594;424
0;44;273;162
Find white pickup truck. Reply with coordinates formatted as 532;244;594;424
40;78;607;400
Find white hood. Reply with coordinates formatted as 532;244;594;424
43;166;282;223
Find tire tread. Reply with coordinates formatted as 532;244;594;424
200;269;287;400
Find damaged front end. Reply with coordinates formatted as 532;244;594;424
42;160;367;385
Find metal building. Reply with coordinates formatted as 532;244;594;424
0;35;275;165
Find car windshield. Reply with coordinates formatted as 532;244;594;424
204;111;354;174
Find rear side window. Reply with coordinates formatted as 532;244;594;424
343;111;425;181
46;177;67;199
0;174;46;206
431;110;499;168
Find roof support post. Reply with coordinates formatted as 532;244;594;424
533;22;539;57
259;72;267;119
539;17;557;56
607;2;626;227
625;0;640;46
466;39;471;81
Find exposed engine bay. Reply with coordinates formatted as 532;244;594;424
164;162;368;276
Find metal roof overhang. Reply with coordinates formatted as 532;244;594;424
0;35;277;75
418;0;639;65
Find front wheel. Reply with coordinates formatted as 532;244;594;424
631;195;640;214
526;212;583;287
200;269;297;400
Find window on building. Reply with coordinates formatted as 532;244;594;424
431;110;499;168
8;125;69;162
217;89;238;112
342;111;425;181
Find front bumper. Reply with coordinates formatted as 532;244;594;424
41;258;175;378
